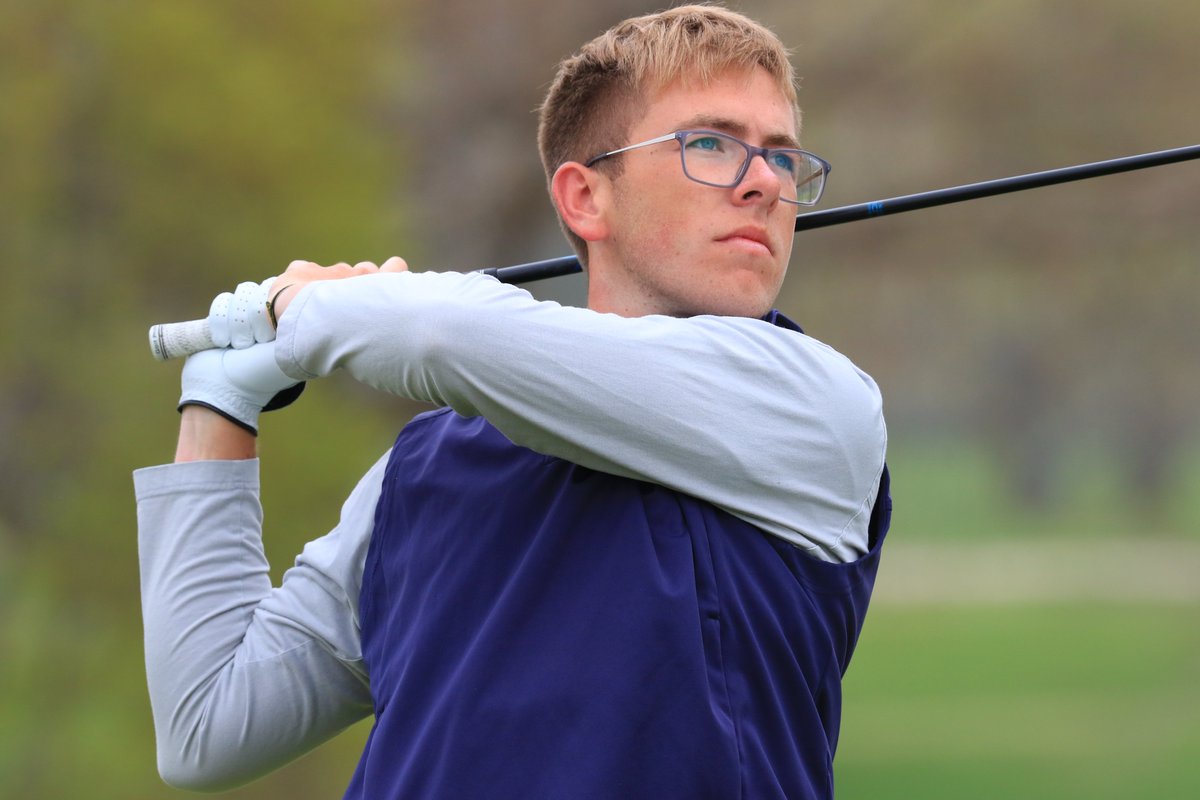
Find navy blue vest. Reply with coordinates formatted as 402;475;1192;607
347;332;891;800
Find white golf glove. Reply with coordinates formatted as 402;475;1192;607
208;277;277;349
178;342;304;434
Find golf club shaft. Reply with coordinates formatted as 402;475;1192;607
149;142;1198;359
493;142;1200;281
793;142;1200;231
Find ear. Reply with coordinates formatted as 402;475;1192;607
550;161;610;244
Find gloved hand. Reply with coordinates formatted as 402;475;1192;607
178;342;304;434
207;277;278;349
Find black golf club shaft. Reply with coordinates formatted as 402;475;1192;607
484;143;1200;284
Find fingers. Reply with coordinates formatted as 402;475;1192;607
207;279;276;349
227;283;257;349
247;277;277;345
205;258;409;351
229;281;271;348
261;258;411;327
280;259;338;282
208;291;233;348
277;258;408;281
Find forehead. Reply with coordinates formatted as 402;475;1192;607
635;66;799;143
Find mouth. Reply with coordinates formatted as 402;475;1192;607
716;227;773;256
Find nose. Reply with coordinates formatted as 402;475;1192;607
735;153;782;206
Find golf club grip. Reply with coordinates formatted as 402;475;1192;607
149;257;586;361
149;318;213;361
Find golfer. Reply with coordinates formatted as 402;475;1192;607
135;5;890;798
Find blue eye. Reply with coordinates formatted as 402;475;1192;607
686;135;726;153
769;151;799;176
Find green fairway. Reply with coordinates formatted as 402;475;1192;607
836;603;1200;798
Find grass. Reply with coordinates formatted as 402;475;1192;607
836;603;1200;798
885;436;1200;542
836;439;1200;795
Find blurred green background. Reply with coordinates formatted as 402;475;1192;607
2;0;1197;797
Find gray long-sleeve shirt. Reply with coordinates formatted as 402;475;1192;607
135;271;887;790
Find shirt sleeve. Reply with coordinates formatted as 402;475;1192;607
134;454;386;791
275;271;886;561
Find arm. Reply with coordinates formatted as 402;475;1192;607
275;270;886;561
134;451;385;790
174;405;256;462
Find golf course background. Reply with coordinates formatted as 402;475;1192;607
2;1;1197;797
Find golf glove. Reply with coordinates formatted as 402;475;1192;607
208;277;277;349
179;342;304;434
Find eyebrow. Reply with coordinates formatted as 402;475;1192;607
674;114;801;149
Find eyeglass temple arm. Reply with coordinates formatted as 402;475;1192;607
482;143;1200;283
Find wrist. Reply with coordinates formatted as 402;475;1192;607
175;405;257;462
268;282;303;329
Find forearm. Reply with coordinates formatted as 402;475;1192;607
135;459;373;790
275;272;887;559
175;405;256;462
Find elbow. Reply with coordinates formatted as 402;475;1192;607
147;684;249;791
158;769;216;794
821;364;888;493
155;733;261;793
837;363;887;456
157;753;237;794
157;753;222;793
158;760;257;794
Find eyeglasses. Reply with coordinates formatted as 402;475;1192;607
584;129;831;206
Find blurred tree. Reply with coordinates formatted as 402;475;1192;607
399;0;651;307
1;1;1198;797
1;1;416;796
772;0;1200;514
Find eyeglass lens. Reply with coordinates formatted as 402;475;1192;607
680;131;824;204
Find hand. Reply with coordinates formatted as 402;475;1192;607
178;342;304;434
267;257;409;327
207;278;277;349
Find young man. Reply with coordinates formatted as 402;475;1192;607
136;6;890;799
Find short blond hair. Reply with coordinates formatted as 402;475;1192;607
537;4;799;261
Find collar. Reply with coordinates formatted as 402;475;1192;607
761;308;804;334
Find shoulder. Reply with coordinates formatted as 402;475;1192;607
691;312;881;401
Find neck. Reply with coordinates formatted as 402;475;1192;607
584;250;669;318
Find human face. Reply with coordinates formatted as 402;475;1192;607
588;67;799;318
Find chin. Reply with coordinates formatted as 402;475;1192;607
701;276;780;318
680;290;774;319
717;299;774;319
